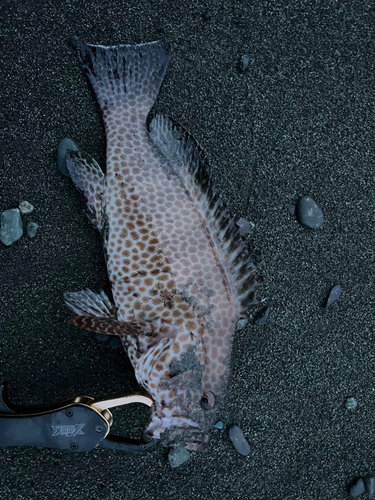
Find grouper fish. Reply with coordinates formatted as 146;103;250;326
64;38;262;451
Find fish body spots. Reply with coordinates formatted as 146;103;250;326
103;114;239;394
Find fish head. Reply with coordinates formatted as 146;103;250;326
136;329;218;451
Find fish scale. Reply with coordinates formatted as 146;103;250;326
64;38;261;450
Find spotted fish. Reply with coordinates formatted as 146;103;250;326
64;38;261;451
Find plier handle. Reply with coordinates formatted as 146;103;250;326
0;382;157;452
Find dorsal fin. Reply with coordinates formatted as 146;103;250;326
149;114;262;315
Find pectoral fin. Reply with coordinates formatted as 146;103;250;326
64;289;116;318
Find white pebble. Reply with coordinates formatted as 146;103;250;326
229;425;251;456
345;397;357;410
168;446;190;468
19;201;35;215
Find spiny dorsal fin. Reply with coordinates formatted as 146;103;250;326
149;114;262;315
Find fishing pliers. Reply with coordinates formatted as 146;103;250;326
0;382;156;452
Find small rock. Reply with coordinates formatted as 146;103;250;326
95;334;109;342
213;421;224;430
67;35;79;49
253;306;269;325
326;285;341;307
58;138;79;176
296;196;323;229
26;222;39;238
202;9;211;21
229;425;250;456
350;478;365;498
236;217;253;237
239;54;250;71
168;446;190;468
286;203;296;216
109;336;121;349
19;201;35;215
0;209;23;246
236;318;248;331
364;475;375;496
345;397;357;410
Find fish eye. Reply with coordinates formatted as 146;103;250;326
200;391;215;410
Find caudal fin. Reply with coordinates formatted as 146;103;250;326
74;38;170;121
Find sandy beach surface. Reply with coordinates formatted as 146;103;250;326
0;1;374;499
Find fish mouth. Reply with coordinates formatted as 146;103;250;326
143;427;209;451
143;415;209;451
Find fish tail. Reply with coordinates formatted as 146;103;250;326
74;38;171;121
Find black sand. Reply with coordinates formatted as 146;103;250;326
0;1;374;499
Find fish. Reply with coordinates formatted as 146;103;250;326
63;38;262;451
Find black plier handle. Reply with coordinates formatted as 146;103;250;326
0;382;157;452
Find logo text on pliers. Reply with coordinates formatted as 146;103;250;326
51;423;85;437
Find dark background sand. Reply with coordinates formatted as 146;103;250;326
0;1;374;498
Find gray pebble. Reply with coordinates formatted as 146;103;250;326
296;196;323;229
0;209;23;246
168;446;190;468
326;285;341;307
109;336;121;349
240;54;250;71
26;222;39;238
19;200;35;215
95;333;109;342
253;305;269;325
365;476;375;496
236;217;253;236
58;138;79;176
286;203;296;216
350;478;365;497
228;425;250;456
202;9;211;21
345;397;358;410
213;421;224;430
236;318;248;331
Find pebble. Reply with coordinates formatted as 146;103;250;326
239;54;250;71
67;35;79;49
213;421;224;430
58;138;79;176
236;217;253;236
286;203;296;216
364;475;375;496
109;337;121;349
168;446;190;468
345;397;357;410
253;305;269;325
228;425;250;456
95;333;109;342
350;478;365;498
296;196;323;229
236;318;248;331
326;285;341;307
0;209;23;246
202;9;211;21
26;222;39;238
19;201;35;215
